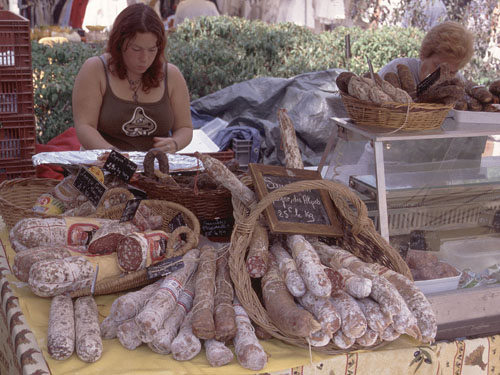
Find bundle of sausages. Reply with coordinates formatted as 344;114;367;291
97;245;268;371
9;202;187;297
192;110;437;350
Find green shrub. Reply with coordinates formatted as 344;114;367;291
32;41;104;144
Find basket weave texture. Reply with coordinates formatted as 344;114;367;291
340;91;453;131
132;174;233;221
71;199;200;297
228;176;411;354
0;178;60;230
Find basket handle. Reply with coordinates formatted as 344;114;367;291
167;225;197;257
240;179;371;237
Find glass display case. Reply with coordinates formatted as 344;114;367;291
320;116;500;340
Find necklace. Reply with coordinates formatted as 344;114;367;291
126;75;141;103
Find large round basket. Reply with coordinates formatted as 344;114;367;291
340;91;453;131
228;177;412;354
71;199;200;297
0;178;60;230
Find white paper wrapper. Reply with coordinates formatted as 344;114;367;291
32;150;203;173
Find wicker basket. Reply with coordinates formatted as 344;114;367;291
0;177;60;230
132;173;233;221
340;91;453;131
228;176;412;354
71;199;200;297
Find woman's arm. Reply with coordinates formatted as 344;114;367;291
153;63;193;153
72;56;115;150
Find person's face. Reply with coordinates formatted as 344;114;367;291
123;32;159;76
419;53;461;81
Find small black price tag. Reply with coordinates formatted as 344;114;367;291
73;167;107;207
119;198;143;223
417;66;441;97
146;255;184;279
103;150;138;182
201;217;234;239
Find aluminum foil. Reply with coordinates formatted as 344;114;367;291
32;149;204;173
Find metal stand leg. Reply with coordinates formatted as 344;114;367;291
373;141;389;241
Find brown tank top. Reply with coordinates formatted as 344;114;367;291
97;56;174;151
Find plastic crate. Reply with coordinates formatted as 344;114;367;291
0;115;36;161
0;11;32;71
231;138;252;167
0;69;34;115
0;158;35;182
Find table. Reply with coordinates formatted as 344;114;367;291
1;220;500;375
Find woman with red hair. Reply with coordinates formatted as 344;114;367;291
73;3;193;152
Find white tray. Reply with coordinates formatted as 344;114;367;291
451;109;500;124
414;275;460;295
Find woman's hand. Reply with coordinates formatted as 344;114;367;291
152;137;179;153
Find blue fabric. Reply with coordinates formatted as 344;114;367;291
190;107;214;129
212;125;261;163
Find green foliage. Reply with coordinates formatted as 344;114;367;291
32;16;492;143
32;41;104;144
167;17;425;100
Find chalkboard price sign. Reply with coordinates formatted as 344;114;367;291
103;150;138;182
249;164;341;237
73;166;107;207
201;217;234;239
119;198;143;223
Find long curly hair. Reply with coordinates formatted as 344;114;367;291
420;21;475;70
106;3;166;91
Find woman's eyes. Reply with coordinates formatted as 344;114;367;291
131;47;158;53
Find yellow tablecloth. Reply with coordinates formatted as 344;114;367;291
1;224;500;375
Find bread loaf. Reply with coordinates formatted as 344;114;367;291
74;296;102;362
47;294;75;360
383;72;401;89
336;71;356;93
348;76;371;101
466;82;493;104
397;64;416;96
489;79;500;96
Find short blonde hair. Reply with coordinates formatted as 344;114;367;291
420;21;474;69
